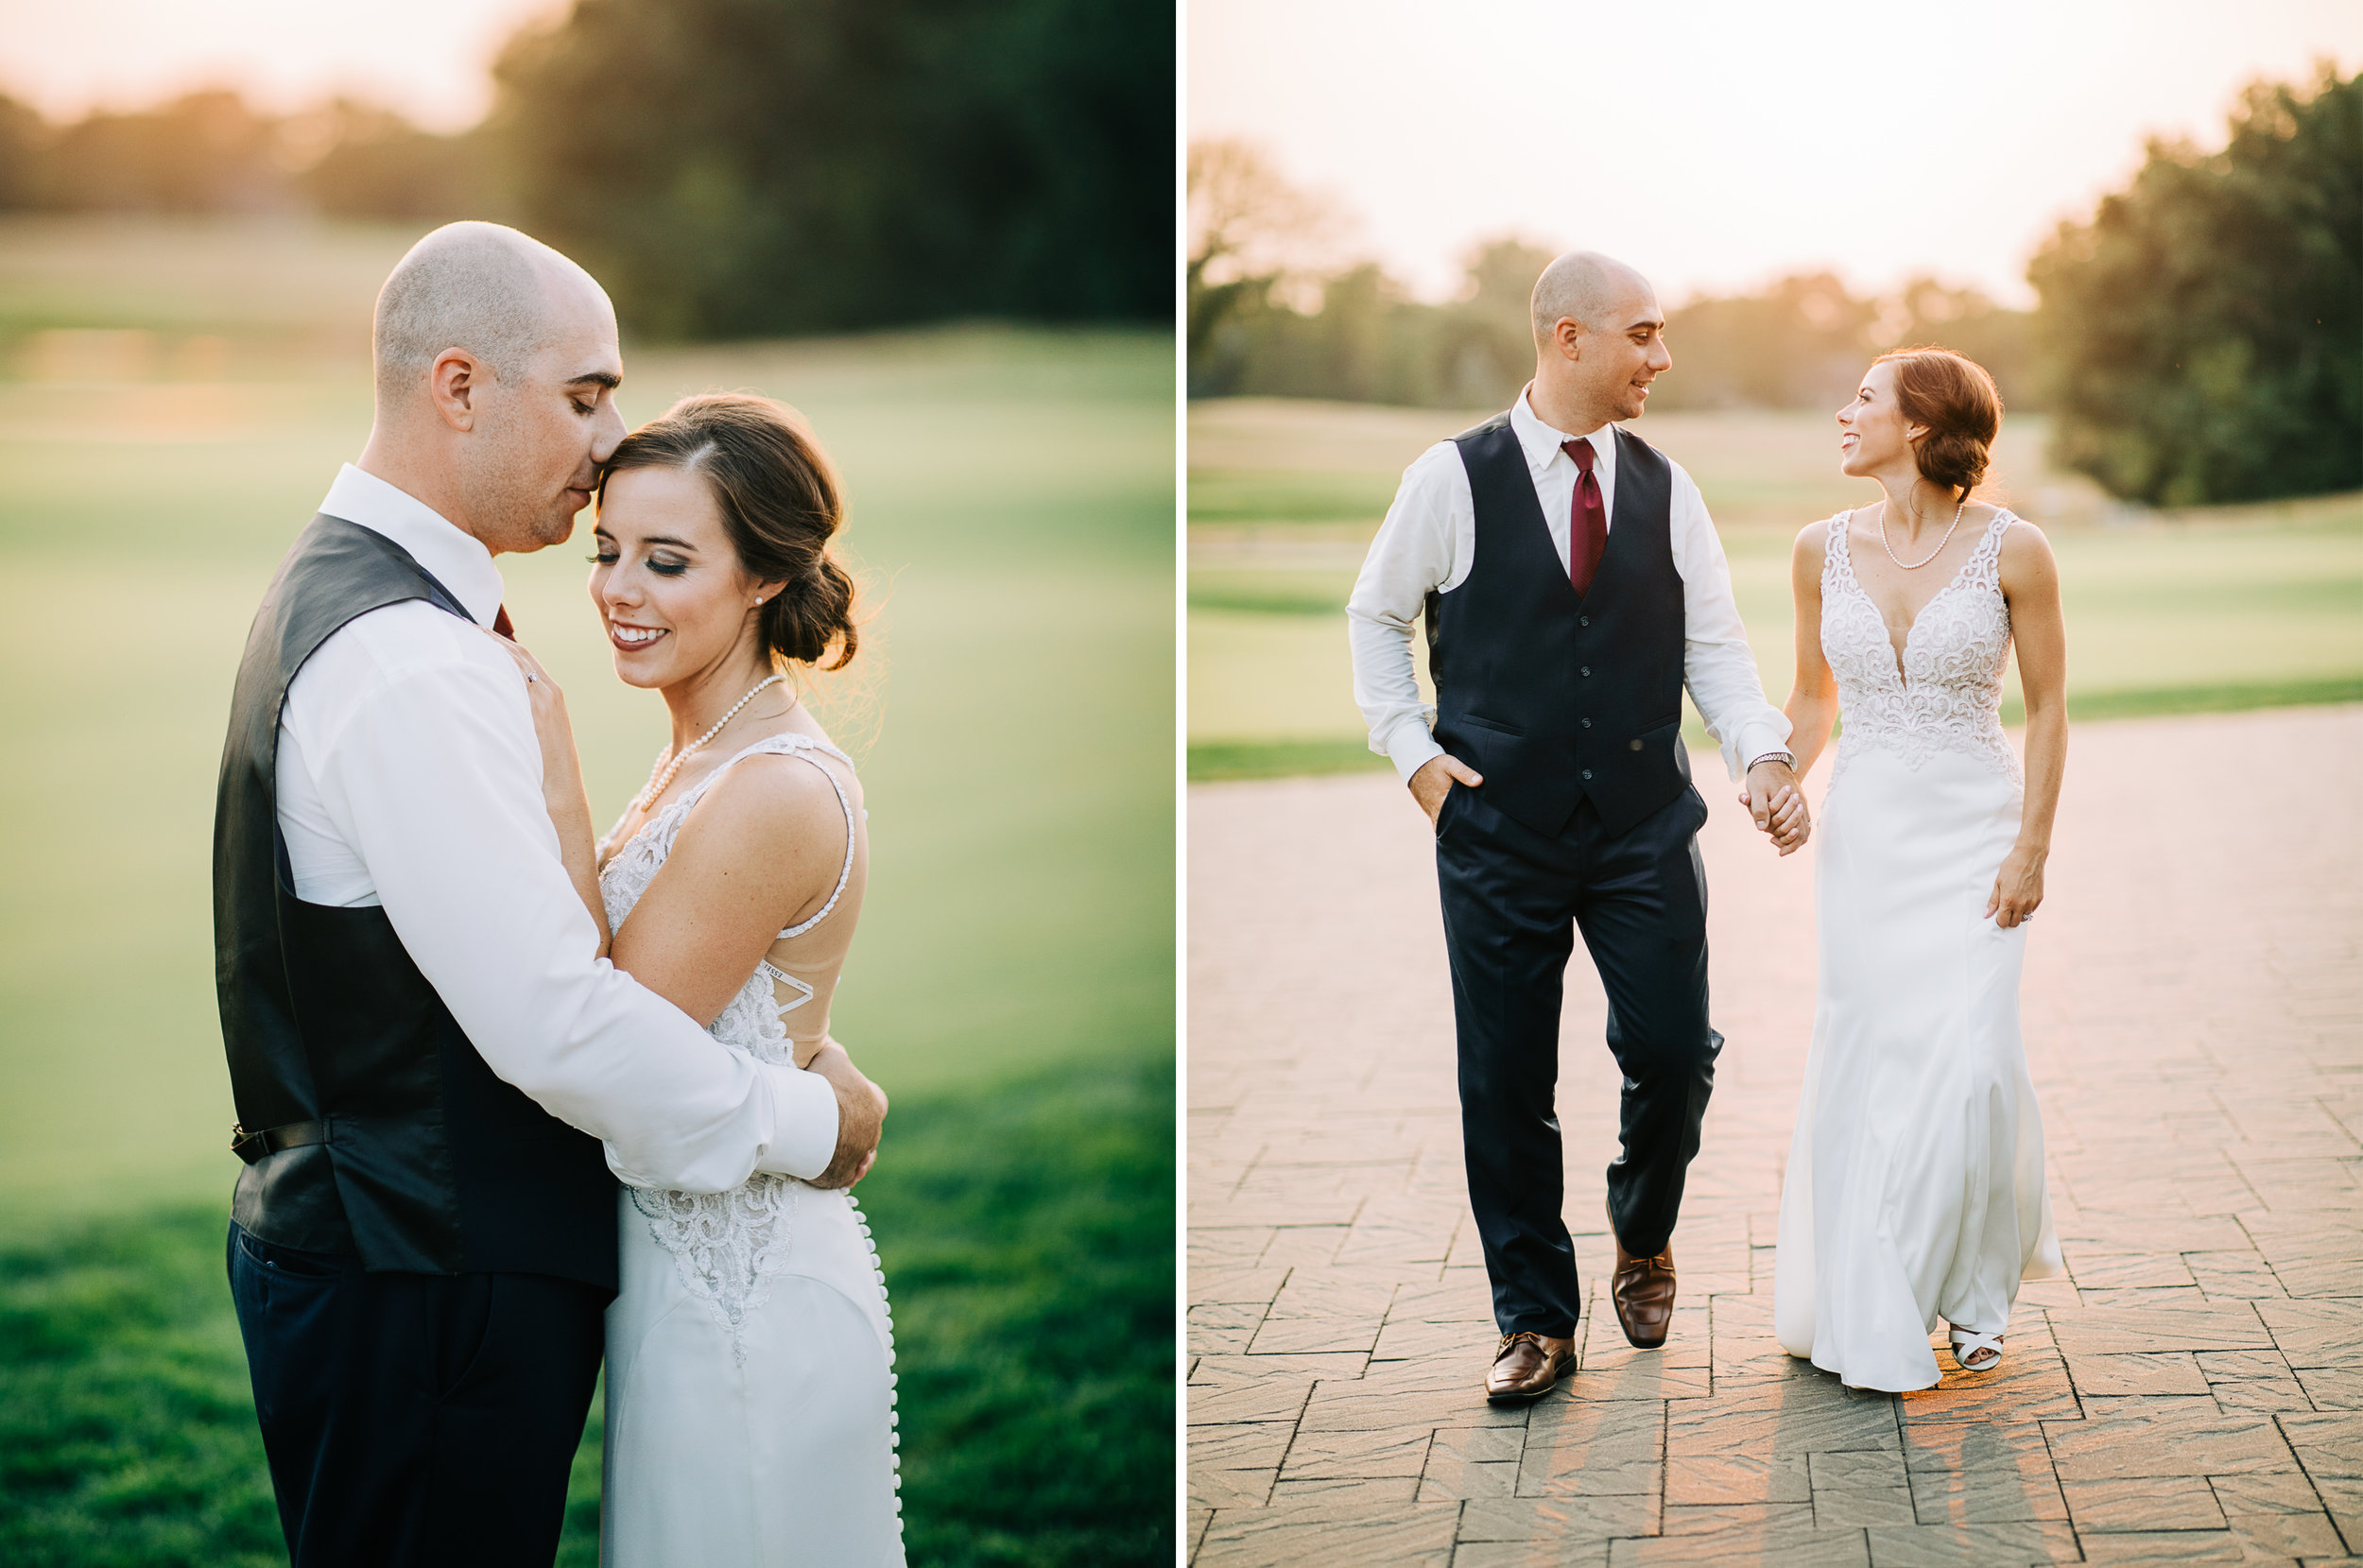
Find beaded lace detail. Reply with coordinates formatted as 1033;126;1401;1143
598;732;869;1358
1822;508;2022;787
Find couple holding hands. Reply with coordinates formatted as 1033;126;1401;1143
1347;250;2069;1402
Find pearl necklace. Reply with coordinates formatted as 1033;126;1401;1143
632;673;788;815
1877;493;1968;570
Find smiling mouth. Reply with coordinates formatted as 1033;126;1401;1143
610;624;668;650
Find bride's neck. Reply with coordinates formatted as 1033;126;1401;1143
661;655;788;752
1872;471;1958;540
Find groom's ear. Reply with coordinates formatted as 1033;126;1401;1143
429;348;483;432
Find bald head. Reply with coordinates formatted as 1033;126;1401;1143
371;221;609;405
1529;250;1653;349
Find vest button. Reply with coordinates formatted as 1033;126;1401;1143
1579;666;1591;677
1578;616;1590;627
1579;717;1592;729
1580;769;1593;781
1630;738;1644;751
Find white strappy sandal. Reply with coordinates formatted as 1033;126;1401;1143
1949;1328;2005;1372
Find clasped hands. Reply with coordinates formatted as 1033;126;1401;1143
1738;758;1810;855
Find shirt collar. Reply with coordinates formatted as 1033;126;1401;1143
1511;387;1615;479
318;463;506;626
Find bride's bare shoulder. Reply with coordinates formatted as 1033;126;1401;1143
1993;512;2061;589
1792;514;1838;563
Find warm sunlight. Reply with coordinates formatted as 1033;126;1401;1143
1190;0;2363;303
1;0;565;128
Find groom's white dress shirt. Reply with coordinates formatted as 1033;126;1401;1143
1347;389;1792;784
273;463;837;1192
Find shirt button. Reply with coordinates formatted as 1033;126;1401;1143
1579;666;1591;678
1580;769;1594;781
1630;739;1644;751
1578;616;1590;627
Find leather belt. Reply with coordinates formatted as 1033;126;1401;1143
230;1119;331;1164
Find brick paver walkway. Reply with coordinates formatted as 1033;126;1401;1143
1187;705;2363;1567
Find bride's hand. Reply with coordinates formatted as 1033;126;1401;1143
482;629;589;819
1986;845;2046;928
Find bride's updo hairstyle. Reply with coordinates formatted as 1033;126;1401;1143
599;393;859;672
1873;348;2003;499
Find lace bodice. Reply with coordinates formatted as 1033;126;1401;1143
1821;508;2022;784
599;731;869;1351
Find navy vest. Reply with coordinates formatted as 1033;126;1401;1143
214;513;617;1290
1426;416;1693;839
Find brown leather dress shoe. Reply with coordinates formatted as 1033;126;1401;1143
1611;1237;1677;1349
1484;1331;1576;1403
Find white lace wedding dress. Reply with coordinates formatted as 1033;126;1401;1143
598;733;905;1565
1773;508;2062;1392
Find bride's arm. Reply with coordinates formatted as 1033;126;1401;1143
1992;523;2066;928
491;634;612;956
1781;520;1841;780
607;756;887;1188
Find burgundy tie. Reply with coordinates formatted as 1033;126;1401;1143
492;604;515;639
1562;439;1608;597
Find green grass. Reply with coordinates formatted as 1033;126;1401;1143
0;1055;1176;1568
1185;399;2363;767
0;217;1176;1560
1187;737;1396;782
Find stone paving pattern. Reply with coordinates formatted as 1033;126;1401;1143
1187;706;2363;1566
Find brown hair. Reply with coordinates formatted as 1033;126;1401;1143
599;393;858;671
1871;347;2002;497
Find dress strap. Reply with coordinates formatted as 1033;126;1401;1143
1968;507;2014;584
677;732;861;939
1826;509;1855;580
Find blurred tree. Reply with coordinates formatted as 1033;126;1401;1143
1184;143;2042;415
0;89;482;220
1188;140;1330;392
1889;276;2034;407
1430;235;1557;406
493;0;1172;338
2029;65;2361;505
0;93;43;209
289;99;486;220
1652;273;1878;411
39;90;288;213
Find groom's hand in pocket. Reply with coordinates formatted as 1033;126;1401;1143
804;1041;888;1189
1409;754;1483;827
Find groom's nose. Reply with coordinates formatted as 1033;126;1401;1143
591;396;626;465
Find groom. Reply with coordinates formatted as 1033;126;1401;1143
213;222;886;1564
1347;250;1806;1403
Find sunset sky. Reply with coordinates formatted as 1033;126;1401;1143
4;0;2356;310
1193;0;2362;305
0;0;562;130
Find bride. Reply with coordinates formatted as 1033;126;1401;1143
497;393;906;1562
1769;348;2068;1392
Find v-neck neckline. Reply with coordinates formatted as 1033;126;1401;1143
1837;508;2008;688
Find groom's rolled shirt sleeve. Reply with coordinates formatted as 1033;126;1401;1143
1666;465;1794;780
303;635;837;1192
1348;442;1464;781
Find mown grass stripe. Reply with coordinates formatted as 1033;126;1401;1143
1189;681;2363;783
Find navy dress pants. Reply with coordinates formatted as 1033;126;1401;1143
1435;782;1723;1337
227;1221;606;1567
